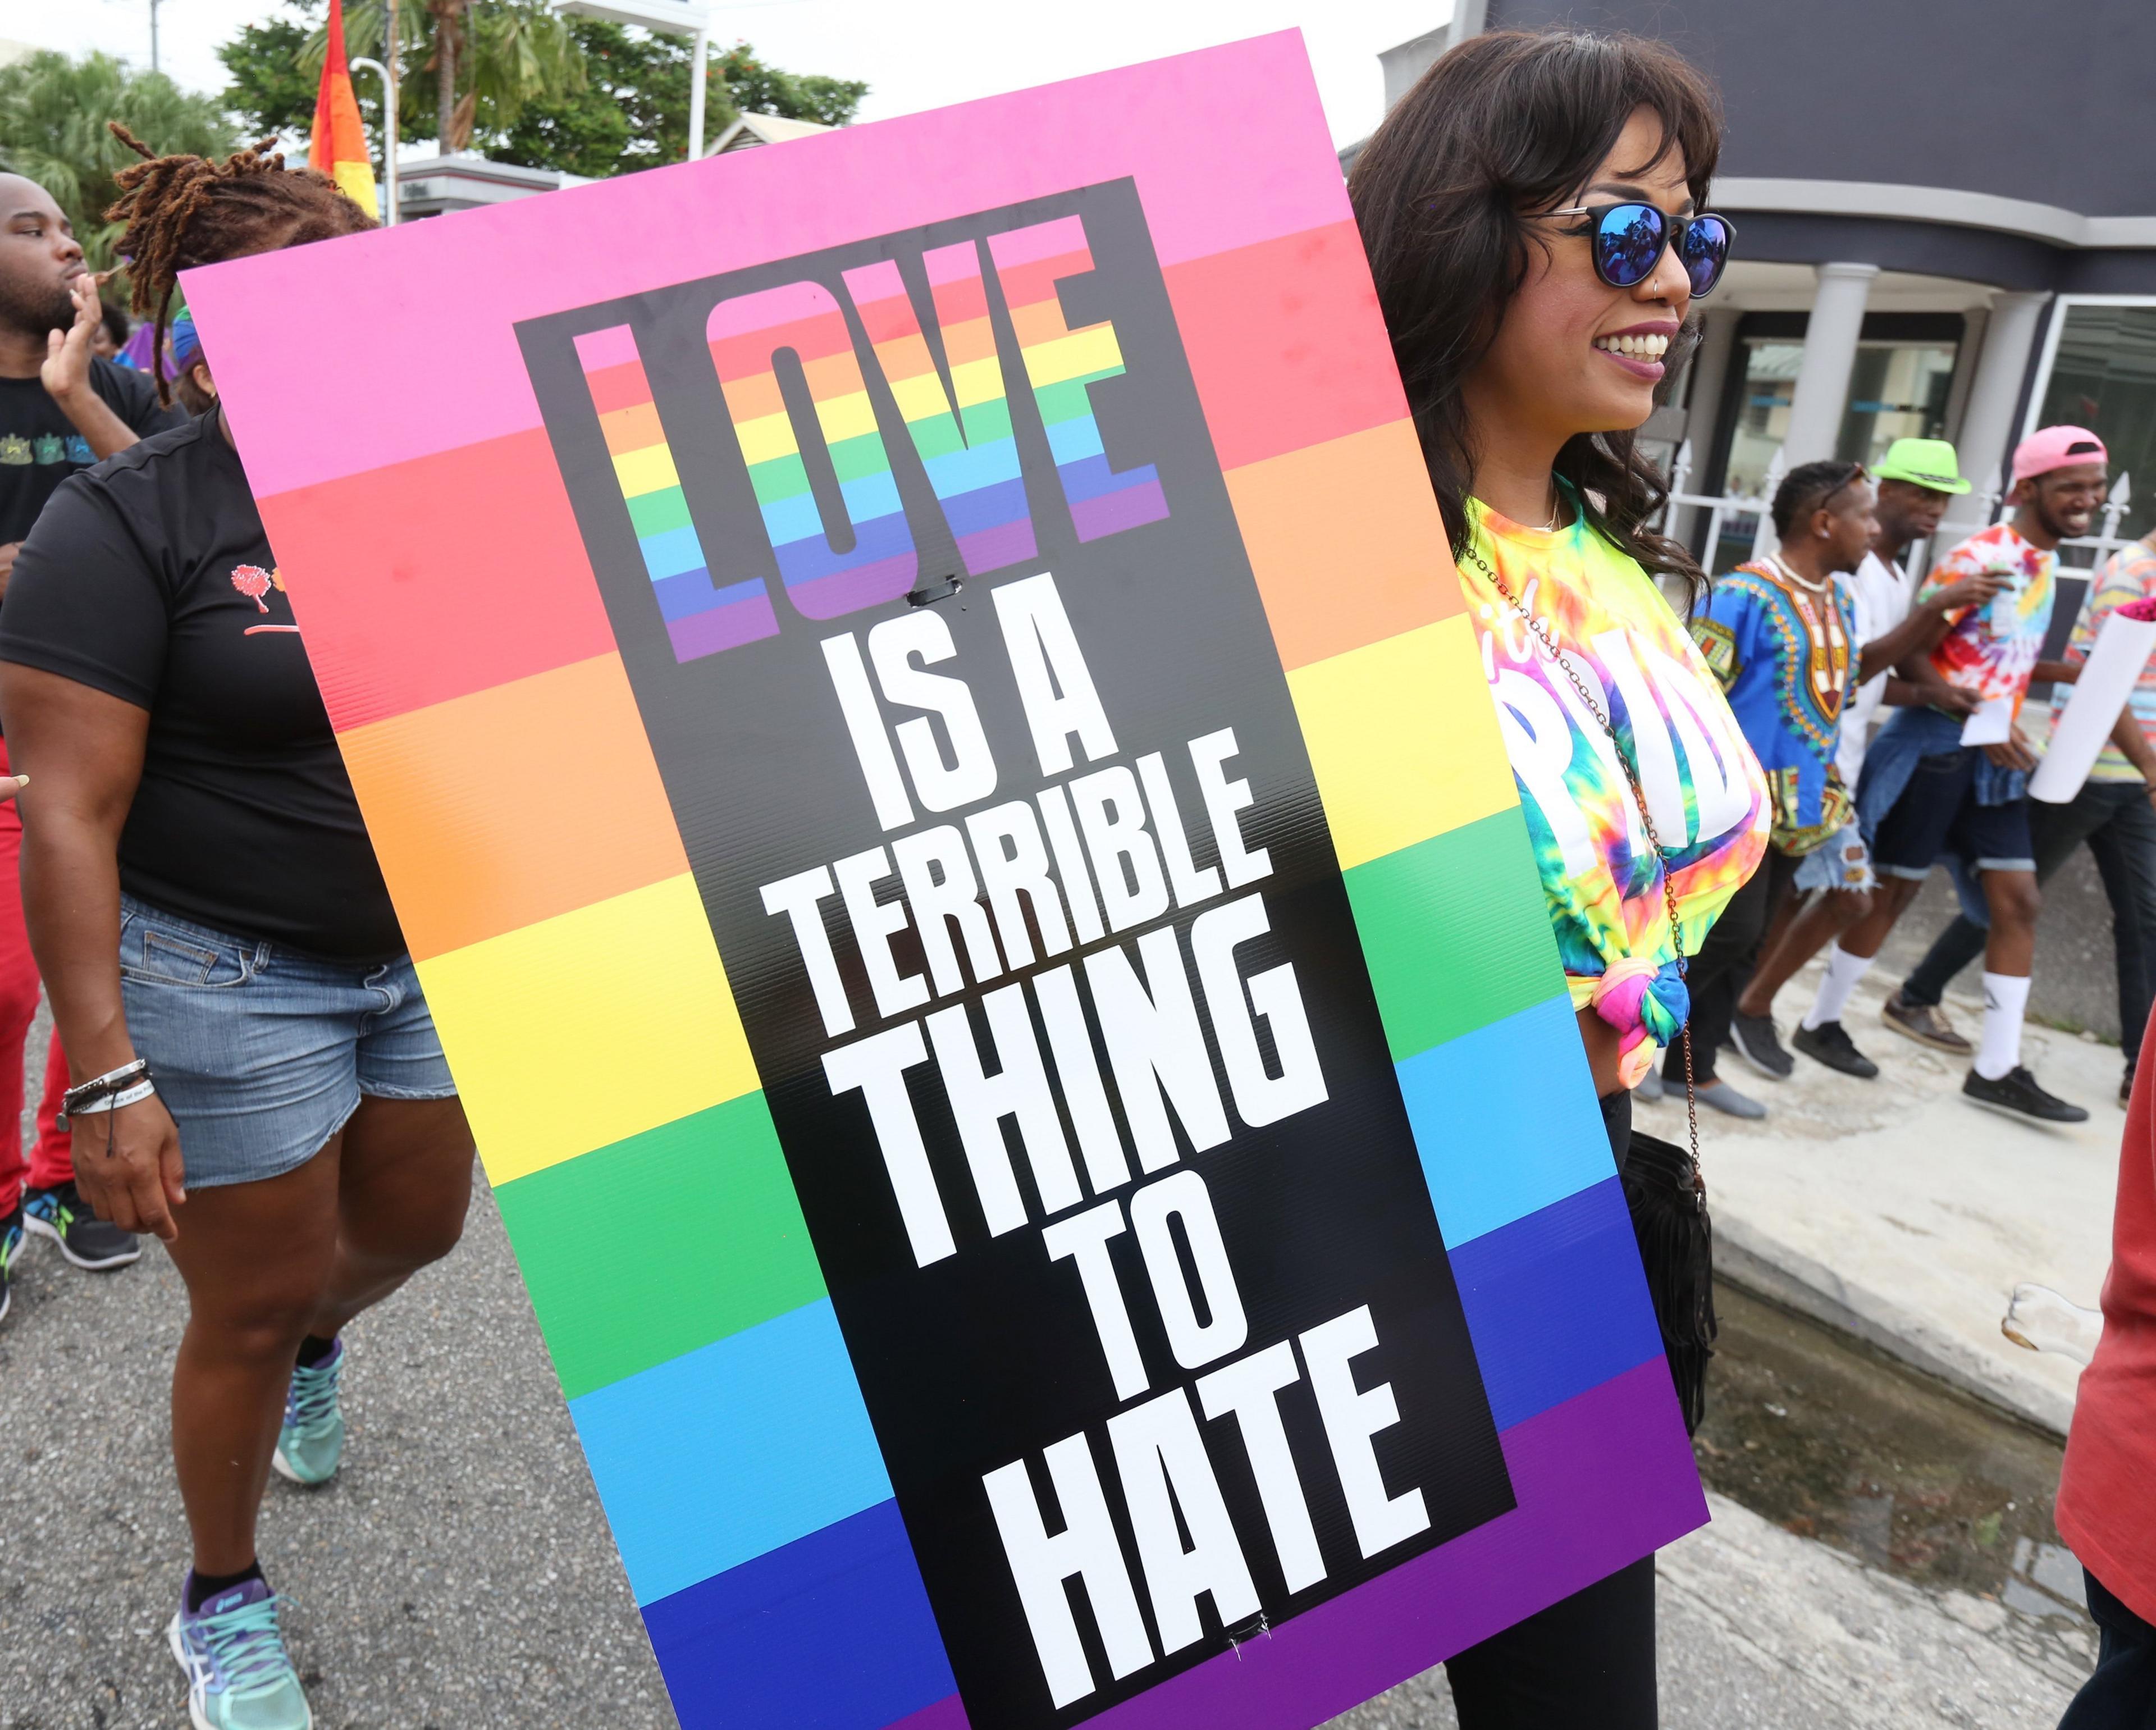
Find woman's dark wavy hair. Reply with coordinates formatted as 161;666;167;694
1349;29;1723;597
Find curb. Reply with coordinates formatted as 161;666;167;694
1714;1211;2076;1440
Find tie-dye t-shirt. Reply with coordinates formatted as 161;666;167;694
2051;537;2156;783
1459;501;1770;1084
1918;522;2057;703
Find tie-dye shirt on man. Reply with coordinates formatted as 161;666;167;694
1919;522;2057;704
1459;501;1770;1084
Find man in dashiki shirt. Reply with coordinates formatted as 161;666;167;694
1679;461;1872;1116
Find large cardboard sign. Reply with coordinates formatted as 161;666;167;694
188;34;1706;1730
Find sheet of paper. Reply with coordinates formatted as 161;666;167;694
1961;695;2014;746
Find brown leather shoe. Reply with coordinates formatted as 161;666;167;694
1881;989;1973;1055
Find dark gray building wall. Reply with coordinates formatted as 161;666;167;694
1484;0;2153;220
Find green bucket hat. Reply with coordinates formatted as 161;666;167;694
1873;436;1973;494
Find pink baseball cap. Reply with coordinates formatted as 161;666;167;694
2012;424;2108;484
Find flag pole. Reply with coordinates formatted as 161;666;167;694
385;0;400;223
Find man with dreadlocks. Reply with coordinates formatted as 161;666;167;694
0;130;469;1730
0;171;185;1299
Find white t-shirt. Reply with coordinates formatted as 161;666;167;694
1834;550;1915;786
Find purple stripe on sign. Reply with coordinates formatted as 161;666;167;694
883;1694;971;1730
1069;477;1170;544
1072;1359;1702;1730
954;519;1038;575
787;554;921;619
668;592;781;661
773;510;917;587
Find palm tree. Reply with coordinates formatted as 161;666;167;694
0;52;237;271
299;0;583;158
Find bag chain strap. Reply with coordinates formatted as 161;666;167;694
1463;540;1704;1191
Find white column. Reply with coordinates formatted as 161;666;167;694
1938;290;2052;540
1667;309;1737;547
686;28;710;161
1780;262;1879;466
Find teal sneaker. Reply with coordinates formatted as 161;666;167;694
0;1207;22;1326
271;1340;345;1486
167;1575;313;1729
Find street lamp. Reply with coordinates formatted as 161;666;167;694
551;0;716;160
349;57;399;225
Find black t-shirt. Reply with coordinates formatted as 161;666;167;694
0;358;182;546
0;414;406;962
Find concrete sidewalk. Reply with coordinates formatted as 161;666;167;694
1636;953;2121;1437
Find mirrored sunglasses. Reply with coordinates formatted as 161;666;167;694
1548;202;1736;297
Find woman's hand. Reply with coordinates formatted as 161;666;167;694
0;773;23;800
71;1091;185;1242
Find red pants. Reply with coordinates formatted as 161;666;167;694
0;738;68;1216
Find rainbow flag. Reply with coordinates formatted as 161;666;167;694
310;0;378;213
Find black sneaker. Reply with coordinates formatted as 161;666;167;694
1729;1011;1794;1080
1792;1020;1879;1079
1962;1067;2091;1125
23;1181;142;1270
2123;1065;2136;1108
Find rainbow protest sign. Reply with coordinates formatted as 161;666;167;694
187;34;1705;1730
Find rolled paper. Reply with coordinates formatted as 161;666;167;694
2031;604;2156;802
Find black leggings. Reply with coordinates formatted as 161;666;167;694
1666;842;1799;1084
1445;1089;1658;1728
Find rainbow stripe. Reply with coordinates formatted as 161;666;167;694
987;217;1170;542
193;34;1703;1730
707;281;919;618
575;325;779;661
842;245;1037;576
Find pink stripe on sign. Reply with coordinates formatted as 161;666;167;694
924;243;986;287
706;278;850;341
572;325;641;371
184;31;1346;499
984;213;1086;267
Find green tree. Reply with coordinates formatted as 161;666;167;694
221;0;581;156
221;2;864;180
0;51;239;270
496;24;866;177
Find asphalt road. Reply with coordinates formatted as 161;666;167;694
4;1176;2086;1730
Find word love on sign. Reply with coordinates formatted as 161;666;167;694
191;33;1706;1730
565;206;1169;663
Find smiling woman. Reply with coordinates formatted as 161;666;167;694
1351;29;1770;1730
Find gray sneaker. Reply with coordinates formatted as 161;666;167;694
1729;1011;1794;1080
1881;990;1972;1055
1633;1067;1665;1103
1695;1078;1767;1120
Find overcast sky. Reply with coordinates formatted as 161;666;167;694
28;0;1449;149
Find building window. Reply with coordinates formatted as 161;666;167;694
2032;300;2156;544
1701;312;1964;574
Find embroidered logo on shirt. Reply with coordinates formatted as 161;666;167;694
32;433;64;465
232;564;299;636
0;436;29;465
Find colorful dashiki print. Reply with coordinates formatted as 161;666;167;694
1692;555;1857;855
1919;521;2057;705
1460;499;1770;1084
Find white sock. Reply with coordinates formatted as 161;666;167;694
1975;972;2031;1080
1802;943;1874;1030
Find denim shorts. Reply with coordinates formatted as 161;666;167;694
117;894;456;1190
1792;821;1876;895
1871;748;2037;880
